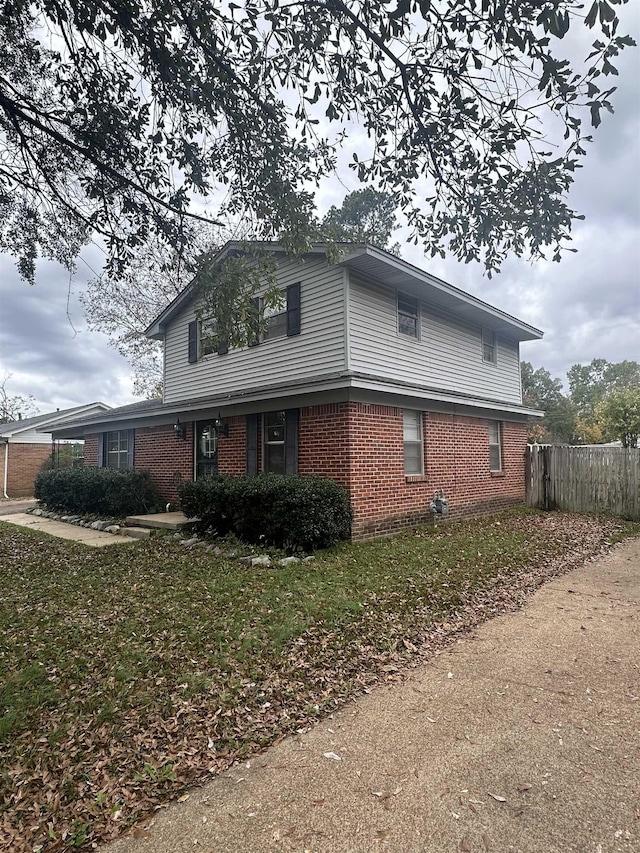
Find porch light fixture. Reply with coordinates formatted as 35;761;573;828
214;411;229;437
173;419;187;440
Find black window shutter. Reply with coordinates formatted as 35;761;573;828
246;414;259;476
97;433;104;468
127;429;135;469
217;339;228;355
248;297;261;347
284;409;299;475
286;282;301;336
188;320;198;363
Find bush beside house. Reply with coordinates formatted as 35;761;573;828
179;474;353;551
34;468;161;516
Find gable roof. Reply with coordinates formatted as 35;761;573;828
144;241;543;343
0;402;111;439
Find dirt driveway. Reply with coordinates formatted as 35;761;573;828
104;537;640;853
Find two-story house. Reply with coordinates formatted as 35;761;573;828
52;242;543;539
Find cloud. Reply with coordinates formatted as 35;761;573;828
0;252;136;414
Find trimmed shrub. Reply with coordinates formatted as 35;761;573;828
34;468;161;516
179;474;353;551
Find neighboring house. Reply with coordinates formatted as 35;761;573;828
1;403;111;498
51;243;543;539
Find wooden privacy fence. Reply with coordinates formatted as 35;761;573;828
526;445;640;520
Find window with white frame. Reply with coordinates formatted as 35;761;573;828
398;293;419;338
403;410;423;475
105;431;130;469
200;317;217;356
488;421;502;471
263;410;286;474
482;328;496;363
262;291;287;341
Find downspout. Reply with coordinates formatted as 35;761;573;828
2;440;8;499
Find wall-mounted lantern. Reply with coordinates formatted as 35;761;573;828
173;418;187;440
213;411;229;437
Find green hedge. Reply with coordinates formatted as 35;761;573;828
179;474;353;551
34;467;162;516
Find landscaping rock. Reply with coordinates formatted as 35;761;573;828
31;508;43;516
251;556;272;567
237;556;254;564
279;556;300;567
105;525;120;534
303;556;316;563
180;537;199;547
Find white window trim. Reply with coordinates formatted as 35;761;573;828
488;420;502;472
403;409;424;475
105;430;130;470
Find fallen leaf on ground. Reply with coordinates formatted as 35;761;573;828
323;752;342;761
487;792;507;802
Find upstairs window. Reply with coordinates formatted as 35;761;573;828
200;318;217;356
488;421;502;471
403;410;423;475
262;294;288;341
482;328;496;363
398;293;419;338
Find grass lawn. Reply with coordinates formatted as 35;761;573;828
0;509;637;851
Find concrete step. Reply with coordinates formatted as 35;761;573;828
119;526;152;539
124;511;196;531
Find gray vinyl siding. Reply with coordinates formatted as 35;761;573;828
163;256;346;404
348;274;522;404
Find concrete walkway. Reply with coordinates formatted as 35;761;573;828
0;512;137;547
103;537;640;853
0;498;37;514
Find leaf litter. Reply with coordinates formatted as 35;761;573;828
0;511;636;851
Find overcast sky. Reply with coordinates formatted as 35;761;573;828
1;17;638;415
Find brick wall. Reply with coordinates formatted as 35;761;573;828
345;406;527;540
82;406;527;538
218;416;247;475
5;442;53;497
84;435;98;467
134;423;194;504
298;403;351;490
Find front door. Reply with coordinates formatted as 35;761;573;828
196;421;218;479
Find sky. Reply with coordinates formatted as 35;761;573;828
1;13;639;416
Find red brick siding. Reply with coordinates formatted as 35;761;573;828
134;424;194;504
84;435;98;467
5;443;53;497
82;407;527;539
217;416;246;475
346;406;527;540
298;403;351;490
